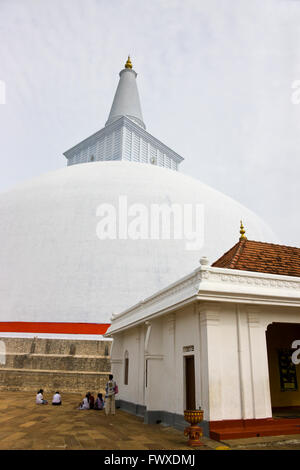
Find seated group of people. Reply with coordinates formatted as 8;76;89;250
79;392;104;410
35;375;117;412
36;389;61;405
35;389;104;410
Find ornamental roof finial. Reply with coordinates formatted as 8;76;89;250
240;220;247;240
125;55;132;69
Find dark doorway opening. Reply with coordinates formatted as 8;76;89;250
266;322;300;417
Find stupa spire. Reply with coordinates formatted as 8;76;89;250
106;56;145;129
64;57;184;169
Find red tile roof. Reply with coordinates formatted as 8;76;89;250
212;239;300;278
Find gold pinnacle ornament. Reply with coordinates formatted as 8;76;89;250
125;55;132;69
240;220;247;240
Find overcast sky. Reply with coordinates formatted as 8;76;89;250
0;0;299;246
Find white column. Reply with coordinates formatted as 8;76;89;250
199;302;222;421
166;313;176;413
110;334;124;391
143;321;164;411
194;304;202;410
144;322;151;408
236;304;255;419
247;308;272;419
136;327;142;405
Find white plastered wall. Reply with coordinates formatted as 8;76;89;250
111;301;300;422
111;326;146;407
198;302;300;422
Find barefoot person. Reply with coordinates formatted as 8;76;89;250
105;374;118;416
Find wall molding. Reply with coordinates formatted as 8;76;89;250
107;266;300;335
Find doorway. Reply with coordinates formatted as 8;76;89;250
266;322;300;416
185;355;196;410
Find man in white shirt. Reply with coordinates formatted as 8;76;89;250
52;391;62;406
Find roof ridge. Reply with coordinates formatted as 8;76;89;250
212;238;300;278
212;240;243;268
228;239;247;269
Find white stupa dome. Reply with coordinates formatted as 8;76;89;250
0;59;279;329
0;161;277;325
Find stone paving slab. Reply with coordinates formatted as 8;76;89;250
0;392;205;450
223;434;300;450
1;392;300;450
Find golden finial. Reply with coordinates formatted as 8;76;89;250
125;55;132;69
239;220;247;240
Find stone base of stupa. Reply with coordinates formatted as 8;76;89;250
0;336;111;394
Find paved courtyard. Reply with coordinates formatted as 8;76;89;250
0;391;208;450
0;392;300;450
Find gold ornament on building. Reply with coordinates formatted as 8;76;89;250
125;55;132;69
240;220;247;240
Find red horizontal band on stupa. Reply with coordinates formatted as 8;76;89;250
0;322;110;335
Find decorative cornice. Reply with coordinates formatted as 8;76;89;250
106;266;300;336
108;268;201;329
200;268;300;291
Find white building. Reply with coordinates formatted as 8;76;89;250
106;230;300;439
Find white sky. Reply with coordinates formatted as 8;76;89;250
0;0;299;246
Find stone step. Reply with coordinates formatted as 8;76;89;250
0;367;109;375
0;337;112;356
0;336;112;393
0;368;110;393
8;353;110;358
0;353;111;372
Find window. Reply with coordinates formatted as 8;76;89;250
124;351;129;385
